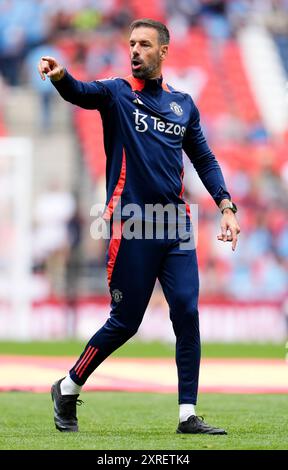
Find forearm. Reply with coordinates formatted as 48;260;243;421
193;151;231;206
50;70;101;109
51;70;87;106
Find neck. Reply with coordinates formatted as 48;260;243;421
132;74;162;81
132;67;162;81
147;71;162;80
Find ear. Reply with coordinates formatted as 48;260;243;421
160;45;168;61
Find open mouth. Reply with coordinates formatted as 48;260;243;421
131;59;143;70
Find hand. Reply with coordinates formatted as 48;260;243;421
38;56;65;81
217;209;240;251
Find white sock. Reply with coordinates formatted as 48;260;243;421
60;375;82;395
179;404;196;423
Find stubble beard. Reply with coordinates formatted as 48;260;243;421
131;58;161;80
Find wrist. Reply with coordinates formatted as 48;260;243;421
50;68;65;82
222;207;234;216
219;199;238;214
219;199;230;211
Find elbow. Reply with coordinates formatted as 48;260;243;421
61;95;93;110
193;158;220;176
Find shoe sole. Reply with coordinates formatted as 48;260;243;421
55;423;78;432
51;384;78;432
176;429;227;435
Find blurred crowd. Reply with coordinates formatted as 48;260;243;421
184;152;288;301
0;0;287;302
1;1;288;86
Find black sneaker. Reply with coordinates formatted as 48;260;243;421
177;415;227;435
51;378;83;432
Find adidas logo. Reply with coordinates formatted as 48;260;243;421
133;97;144;105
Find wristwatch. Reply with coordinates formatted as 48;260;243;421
220;201;238;214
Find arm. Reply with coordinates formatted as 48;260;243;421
183;105;230;205
183;104;240;250
38;56;114;110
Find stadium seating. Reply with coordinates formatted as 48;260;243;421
1;0;287;301
219;40;261;124
65;29;261;179
55;15;287;300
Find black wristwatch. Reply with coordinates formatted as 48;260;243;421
220;201;238;214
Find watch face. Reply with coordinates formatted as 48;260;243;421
221;201;237;214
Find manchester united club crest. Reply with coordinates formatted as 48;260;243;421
170;101;183;116
112;289;123;303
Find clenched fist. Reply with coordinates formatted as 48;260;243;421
38;56;65;81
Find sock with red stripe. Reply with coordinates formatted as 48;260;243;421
60;374;82;395
70;344;100;384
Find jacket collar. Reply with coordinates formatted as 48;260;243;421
124;75;170;93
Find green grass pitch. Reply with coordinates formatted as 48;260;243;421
0;341;287;450
0;392;287;450
0;340;285;358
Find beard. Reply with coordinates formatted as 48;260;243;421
131;58;161;79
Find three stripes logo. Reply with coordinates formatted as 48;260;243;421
74;346;99;379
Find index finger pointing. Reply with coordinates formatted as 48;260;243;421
38;62;45;80
41;56;55;62
41;56;58;68
231;229;238;251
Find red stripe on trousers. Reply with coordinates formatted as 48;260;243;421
107;221;123;287
74;346;93;373
75;346;96;377
77;348;99;378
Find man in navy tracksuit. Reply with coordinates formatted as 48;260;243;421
39;19;240;435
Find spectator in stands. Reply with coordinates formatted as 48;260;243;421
200;0;231;40
1;0;287;306
85;33;129;79
276;223;288;258
26;38;64;130
33;183;77;297
0;0;50;85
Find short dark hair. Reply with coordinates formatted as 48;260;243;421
129;18;170;45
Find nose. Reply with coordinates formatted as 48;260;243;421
132;43;140;56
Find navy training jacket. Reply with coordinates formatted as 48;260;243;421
52;71;231;220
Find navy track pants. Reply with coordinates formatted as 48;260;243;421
70;222;201;404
